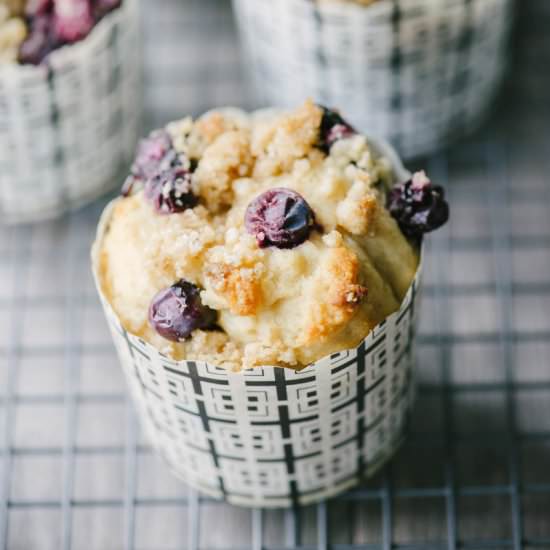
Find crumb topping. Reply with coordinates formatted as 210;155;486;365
99;101;423;370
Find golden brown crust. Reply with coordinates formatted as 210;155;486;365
194;112;233;146
195;130;254;211
300;246;366;345
204;263;262;316
252;100;323;179
337;192;379;235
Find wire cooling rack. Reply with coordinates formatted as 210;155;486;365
1;0;550;548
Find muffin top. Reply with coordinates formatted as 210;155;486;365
0;0;121;65
98;101;448;371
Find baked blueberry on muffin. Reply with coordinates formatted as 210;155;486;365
98;101;448;371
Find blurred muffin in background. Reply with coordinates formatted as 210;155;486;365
0;0;141;223
232;0;515;159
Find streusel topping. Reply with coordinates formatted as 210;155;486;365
99;101;448;370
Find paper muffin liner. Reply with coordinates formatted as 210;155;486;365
91;131;422;508
232;0;514;159
0;0;141;224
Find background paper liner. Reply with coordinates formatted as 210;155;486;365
91;131;422;508
0;0;141;224
232;0;514;160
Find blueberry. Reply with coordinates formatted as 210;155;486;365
387;172;449;239
122;130;197;206
131;131;174;181
144;166;197;215
18;14;58;65
53;0;94;42
148;280;217;342
318;106;356;153
245;188;316;249
122;131;177;196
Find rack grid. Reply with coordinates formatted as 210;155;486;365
1;0;550;548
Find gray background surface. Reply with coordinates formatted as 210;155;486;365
1;0;550;548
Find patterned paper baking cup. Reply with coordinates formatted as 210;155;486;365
0;0;141;224
91;133;422;508
232;0;514;159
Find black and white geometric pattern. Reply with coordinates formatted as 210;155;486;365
232;0;514;159
97;260;421;508
0;0;141;223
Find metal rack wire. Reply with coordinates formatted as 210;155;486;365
1;0;550;548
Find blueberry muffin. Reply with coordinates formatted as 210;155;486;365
98;101;448;371
0;0;121;65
